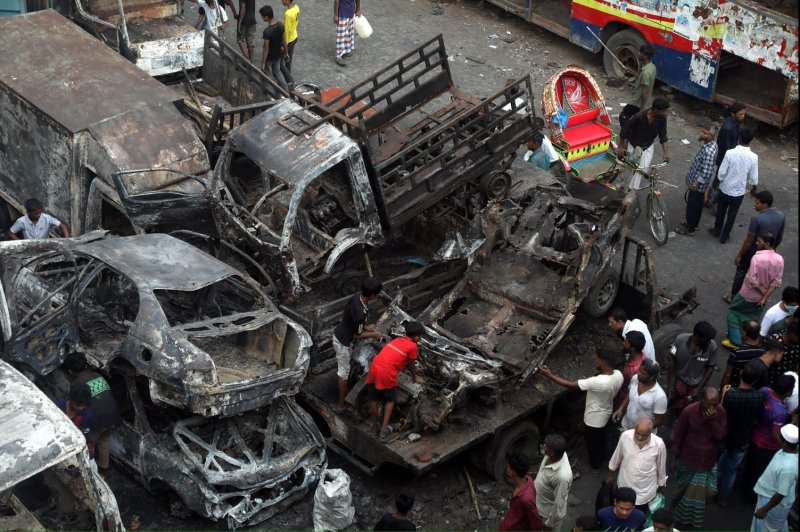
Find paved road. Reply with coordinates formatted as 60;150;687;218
121;0;798;529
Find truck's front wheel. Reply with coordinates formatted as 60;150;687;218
603;30;648;82
581;267;620;318
470;421;540;481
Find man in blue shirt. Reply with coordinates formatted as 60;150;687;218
677;125;717;236
525;134;550;172
597;487;646;531
751;423;798;531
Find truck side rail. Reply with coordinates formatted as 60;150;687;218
202;31;288;104
290;34;454;140
377;76;535;227
205;101;279;154
322;34;454;137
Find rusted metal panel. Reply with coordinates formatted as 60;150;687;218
230;100;361;185
86;104;210;193
202;30;287;105
0;10;182;134
0;87;75;225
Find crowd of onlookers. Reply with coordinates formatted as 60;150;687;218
510;300;797;532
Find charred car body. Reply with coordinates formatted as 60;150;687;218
0;232;325;528
0;360;124;531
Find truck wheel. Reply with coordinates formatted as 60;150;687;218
581;267;620;318
480;170;512;200
603;30;648;82
652;323;687;368
477;421;540;481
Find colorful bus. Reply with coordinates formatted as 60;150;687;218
488;0;798;127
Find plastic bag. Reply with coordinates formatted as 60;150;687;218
644;492;666;528
354;15;373;39
312;469;355;531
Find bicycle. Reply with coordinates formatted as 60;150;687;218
619;158;670;245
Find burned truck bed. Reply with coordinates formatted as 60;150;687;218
300;169;642;475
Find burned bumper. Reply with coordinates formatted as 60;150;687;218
171;397;326;528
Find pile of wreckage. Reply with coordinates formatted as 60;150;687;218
0;11;697;529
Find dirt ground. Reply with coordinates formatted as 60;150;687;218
112;0;800;530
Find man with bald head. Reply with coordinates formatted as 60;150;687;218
606;418;668;515
671;387;727;528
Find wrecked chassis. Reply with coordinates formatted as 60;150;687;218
302;170;696;477
0;232;326;528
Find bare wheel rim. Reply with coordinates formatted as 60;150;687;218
647;194;669;244
484;171;511;198
612;45;641;81
597;276;618;309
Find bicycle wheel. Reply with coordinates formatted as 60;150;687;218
646;192;669;245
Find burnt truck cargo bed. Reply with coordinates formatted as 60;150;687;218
292;34;536;230
301;314;596;475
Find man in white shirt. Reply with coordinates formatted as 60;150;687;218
643;508;679;532
535;433;572;531
613;359;668;433
9;198;69;240
760;287;799;339
189;0;228;33
539;346;623;470
606;418;668;513
712;127;758;244
608;307;656;360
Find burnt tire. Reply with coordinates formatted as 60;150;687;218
604;30;648;82
474;421;540;481
581;267;620;318
652;323;688;368
480;170;512;200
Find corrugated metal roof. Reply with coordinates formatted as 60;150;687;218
0;9;182;133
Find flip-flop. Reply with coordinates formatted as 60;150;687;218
379;426;394;442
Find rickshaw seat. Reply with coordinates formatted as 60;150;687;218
563;122;610;147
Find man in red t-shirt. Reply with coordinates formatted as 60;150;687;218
366;321;424;440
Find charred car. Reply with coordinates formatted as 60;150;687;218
0;360;123;531
0;232;326;528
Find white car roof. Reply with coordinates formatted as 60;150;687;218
0;361;87;492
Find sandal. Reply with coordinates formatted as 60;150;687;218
675;224;696;236
378;425;394;442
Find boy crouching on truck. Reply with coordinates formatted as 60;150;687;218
366;321;425;441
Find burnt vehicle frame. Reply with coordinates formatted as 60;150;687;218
112;35;536;298
302;170;697;477
0;232;326;528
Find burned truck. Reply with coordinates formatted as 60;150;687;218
58;0;204;77
0;15;279;239
0;10;212;238
0;232;326;528
177;35;534;297
301;169;697;478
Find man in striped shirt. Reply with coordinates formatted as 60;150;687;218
677;125;717;236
